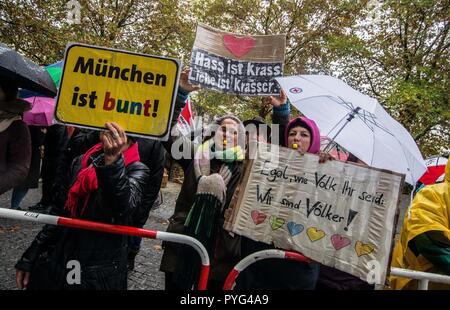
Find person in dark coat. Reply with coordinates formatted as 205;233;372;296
243;116;271;143
10;125;46;210
15;122;149;290
50;127;165;271
28;124;68;212
126;138;165;270
0;78;31;195
160;69;245;290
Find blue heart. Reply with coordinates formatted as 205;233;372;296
287;222;304;236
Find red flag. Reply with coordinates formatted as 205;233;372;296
177;96;195;136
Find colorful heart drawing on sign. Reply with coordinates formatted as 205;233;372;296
250;210;267;225
331;234;351;250
355;241;375;257
306;227;326;242
223;34;255;58
269;216;285;230
287;222;304;236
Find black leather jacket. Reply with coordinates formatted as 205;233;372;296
53;130;165;229
15;151;149;289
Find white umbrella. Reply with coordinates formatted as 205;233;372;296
275;75;426;185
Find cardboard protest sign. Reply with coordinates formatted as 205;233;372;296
55;43;181;140
225;142;404;285
188;23;286;96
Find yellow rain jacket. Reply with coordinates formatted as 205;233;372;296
389;158;450;290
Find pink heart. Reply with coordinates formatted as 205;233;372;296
223;34;255;58
251;210;267;225
331;234;351;250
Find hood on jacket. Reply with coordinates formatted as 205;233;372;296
285;116;321;154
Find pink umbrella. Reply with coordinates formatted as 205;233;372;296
22;96;55;126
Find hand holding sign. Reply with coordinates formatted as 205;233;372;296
318;151;335;164
269;89;287;107
101;122;128;165
180;68;201;93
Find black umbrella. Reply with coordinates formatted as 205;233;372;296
0;43;57;97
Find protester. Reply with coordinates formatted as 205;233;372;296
0;79;31;195
126;140;165;270
243;116;271;143
160;69;245;290
242;116;272;157
10;126;46;210
15;122;149;290
389;157;450;290
236;91;333;289
49;126;165;271
28;124;69;213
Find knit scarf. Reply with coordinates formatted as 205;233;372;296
173;139;243;289
213;145;245;163
64;141;140;217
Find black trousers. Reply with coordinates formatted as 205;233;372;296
40;125;68;206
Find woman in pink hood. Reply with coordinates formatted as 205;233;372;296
284;116;321;154
236;92;331;290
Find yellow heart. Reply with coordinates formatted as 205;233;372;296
306;227;326;242
355;241;374;257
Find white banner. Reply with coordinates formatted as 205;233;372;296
226;142;404;285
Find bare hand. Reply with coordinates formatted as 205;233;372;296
318;151;335;164
179;68;201;93
100;122;128;165
16;269;30;289
269;89;287;107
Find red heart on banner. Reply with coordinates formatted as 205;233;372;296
250;210;267;225
223;34;255;58
331;234;351;250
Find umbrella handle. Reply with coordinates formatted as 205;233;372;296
323;107;361;153
322;140;334;153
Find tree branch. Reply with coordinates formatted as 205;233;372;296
358;56;381;97
414;118;449;142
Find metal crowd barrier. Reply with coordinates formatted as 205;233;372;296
0;208;210;290
223;249;450;290
389;267;450;290
223;249;312;290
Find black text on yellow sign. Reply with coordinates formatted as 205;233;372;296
55;43;181;140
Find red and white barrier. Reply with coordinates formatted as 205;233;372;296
223;249;312;290
0;208;210;290
389;267;450;290
224;249;450;290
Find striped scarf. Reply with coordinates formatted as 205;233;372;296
174;139;243;289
